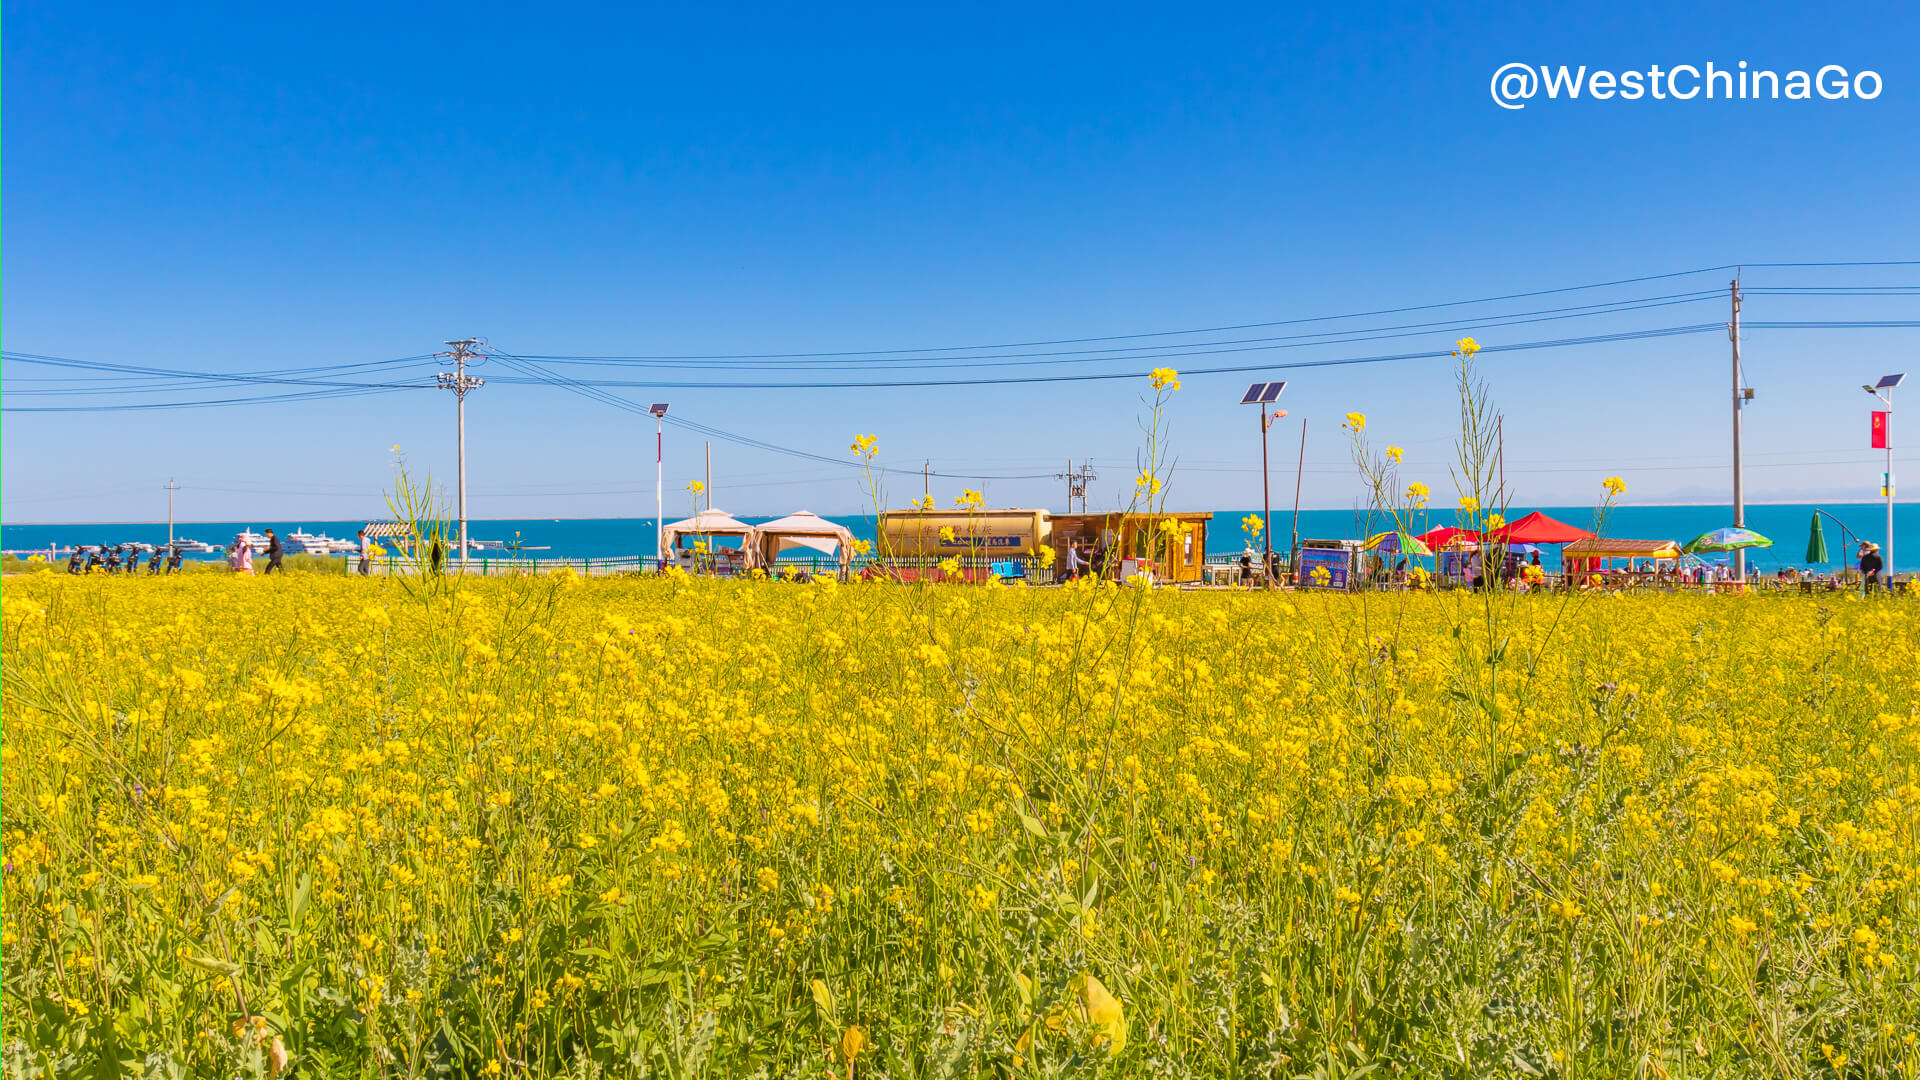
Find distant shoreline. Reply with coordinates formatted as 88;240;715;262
3;499;1904;528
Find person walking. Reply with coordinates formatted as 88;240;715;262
1065;540;1086;583
356;528;373;576
262;529;285;574
1860;541;1884;595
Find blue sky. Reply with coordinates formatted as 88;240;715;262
5;1;1917;524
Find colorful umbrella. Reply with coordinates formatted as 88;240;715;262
1682;527;1773;553
1362;530;1433;556
1805;512;1831;564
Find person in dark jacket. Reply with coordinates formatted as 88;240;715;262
263;529;285;574
1860;541;1884;594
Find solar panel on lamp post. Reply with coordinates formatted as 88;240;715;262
1240;382;1287;588
1866;374;1904;584
650;404;670;572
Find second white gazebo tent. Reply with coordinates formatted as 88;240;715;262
753;511;856;575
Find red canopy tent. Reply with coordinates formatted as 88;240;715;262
1489;511;1595;545
1416;526;1480;548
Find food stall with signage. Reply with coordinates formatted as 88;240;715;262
1049;512;1213;584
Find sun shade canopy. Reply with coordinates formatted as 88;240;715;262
1489;512;1595;545
754;511;857;568
1562;538;1683;559
1415;526;1480;548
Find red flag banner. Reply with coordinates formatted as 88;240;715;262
1871;410;1889;449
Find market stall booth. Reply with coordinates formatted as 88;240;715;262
1561;537;1683;582
874;507;1212;583
1050;511;1213;583
752;511;856;578
661;508;759;573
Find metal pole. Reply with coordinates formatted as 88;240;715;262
458;370;468;568
1497;415;1505;496
656;416;664;571
1260;406;1273;589
705;441;712;510
1888;385;1896;578
1730;279;1745;581
166;479;177;550
1290;418;1307;585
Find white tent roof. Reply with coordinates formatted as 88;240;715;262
661;508;757;554
755;511;856;564
663;507;753;534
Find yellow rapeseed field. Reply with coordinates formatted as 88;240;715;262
3;571;1916;1078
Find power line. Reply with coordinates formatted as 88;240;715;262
464;260;1920;362
496;264;1749;360
503;290;1729;370
485;324;1728;390
1;385;413;413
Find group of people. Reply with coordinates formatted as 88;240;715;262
1762;541;1894;594
1062;539;1125;582
224;528;379;575
1234;546;1288;585
225;529;285;575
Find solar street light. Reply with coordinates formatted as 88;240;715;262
1866;375;1903;580
652;404;671;570
1240;382;1288;587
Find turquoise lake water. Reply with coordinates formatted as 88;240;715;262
6;503;1915;572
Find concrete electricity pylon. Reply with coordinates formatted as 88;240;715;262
437;339;486;567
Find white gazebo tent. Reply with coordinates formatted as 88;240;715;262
661;508;759;568
753;511;856;574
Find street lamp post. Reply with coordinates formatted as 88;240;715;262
1240;382;1288;588
650;403;670;571
1866;374;1905;580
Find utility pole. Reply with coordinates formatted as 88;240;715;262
1729;279;1746;581
924;461;931;503
437;339;485;569
1290;418;1308;586
1055;460;1097;513
165;479;179;551
705;441;712;511
1497;415;1505;496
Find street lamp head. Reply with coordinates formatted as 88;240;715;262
649;403;670;417
1864;385;1877;393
